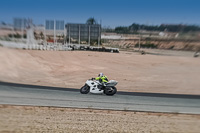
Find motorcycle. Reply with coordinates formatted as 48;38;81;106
194;51;200;57
80;78;118;96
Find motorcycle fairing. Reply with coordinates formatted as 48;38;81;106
86;80;104;94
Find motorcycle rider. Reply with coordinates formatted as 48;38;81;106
95;73;108;86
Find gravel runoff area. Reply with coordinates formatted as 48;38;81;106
0;105;200;133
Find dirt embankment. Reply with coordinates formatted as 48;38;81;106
0;47;200;95
104;39;200;51
0;105;200;133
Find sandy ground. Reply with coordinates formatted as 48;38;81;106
0;47;200;95
0;105;200;133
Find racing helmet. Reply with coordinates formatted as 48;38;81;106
98;73;104;77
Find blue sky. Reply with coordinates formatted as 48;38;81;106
0;0;200;28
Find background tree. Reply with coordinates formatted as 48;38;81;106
86;17;98;25
115;26;130;34
114;23;200;34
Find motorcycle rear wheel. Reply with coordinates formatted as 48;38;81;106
80;85;90;94
104;86;117;96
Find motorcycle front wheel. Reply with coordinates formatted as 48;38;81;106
80;84;90;94
104;86;117;96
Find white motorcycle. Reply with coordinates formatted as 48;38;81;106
194;51;200;57
80;79;118;96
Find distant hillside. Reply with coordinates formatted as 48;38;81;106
114;23;200;34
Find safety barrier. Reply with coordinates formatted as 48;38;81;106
0;41;72;51
0;41;119;53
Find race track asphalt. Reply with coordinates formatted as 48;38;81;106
0;81;200;114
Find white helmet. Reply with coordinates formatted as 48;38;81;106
98;73;104;77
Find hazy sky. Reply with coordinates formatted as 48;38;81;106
0;0;200;28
